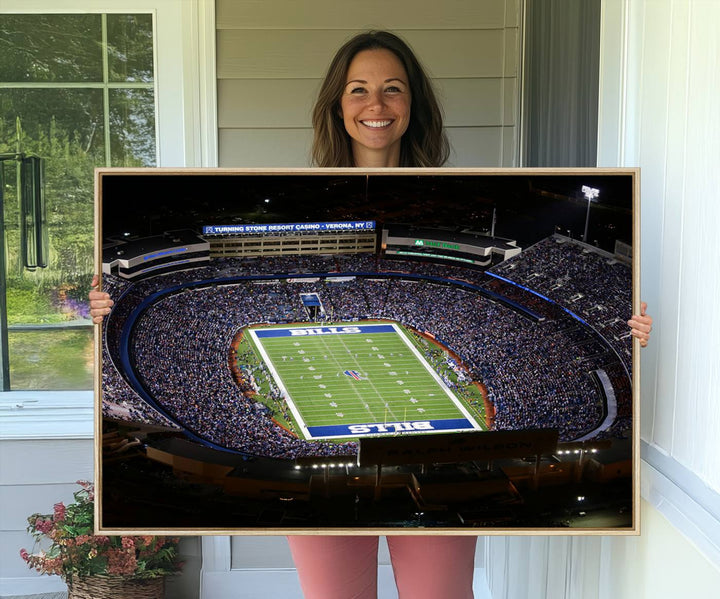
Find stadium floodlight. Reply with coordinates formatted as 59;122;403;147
581;185;600;243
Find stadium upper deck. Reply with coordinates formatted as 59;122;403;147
100;235;632;460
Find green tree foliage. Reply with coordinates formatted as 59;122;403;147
0;13;155;325
1;111;97;321
0;14;103;83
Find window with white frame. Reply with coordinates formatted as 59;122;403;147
0;13;156;390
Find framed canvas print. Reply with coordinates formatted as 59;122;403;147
95;167;639;535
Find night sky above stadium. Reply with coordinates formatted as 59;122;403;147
100;171;634;253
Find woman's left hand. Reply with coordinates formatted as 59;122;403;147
628;301;653;348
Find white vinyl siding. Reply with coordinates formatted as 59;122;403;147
216;0;521;167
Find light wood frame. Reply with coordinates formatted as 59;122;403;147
94;167;640;536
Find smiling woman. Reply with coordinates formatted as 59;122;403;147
340;49;412;167
311;30;448;168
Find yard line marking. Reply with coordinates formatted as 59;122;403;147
247;328;310;439
390;322;480;429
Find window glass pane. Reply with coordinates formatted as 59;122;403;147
8;329;94;390
0;14;102;82
1;88;102;327
109;88;156;167
0;88;106;163
1;12;157;390
107;14;154;83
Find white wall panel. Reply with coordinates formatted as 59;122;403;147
0;440;93;485
219;124;509;170
0;531;58;581
217;0;509;30
219;128;313;167
230;536;296;569
636;0;676;453
218;29;510;80
657;0;692;462
503;78;518;126
218;79;319;128
617;0;720;489
485;536;608;599
544;537;571;598
0;440;93;582
597;499;720;599
439;79;507;127
218;78;514;130
671;2;720;485
0;483;84;530
446;127;505;167
502;126;519;166
599;0;720;484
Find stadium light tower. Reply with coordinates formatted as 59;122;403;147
581;185;600;243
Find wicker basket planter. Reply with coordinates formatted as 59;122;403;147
67;575;164;599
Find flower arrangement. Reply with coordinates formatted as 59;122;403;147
20;481;182;584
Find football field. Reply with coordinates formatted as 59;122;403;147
248;322;482;440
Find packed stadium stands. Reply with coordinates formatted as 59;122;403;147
101;235;632;459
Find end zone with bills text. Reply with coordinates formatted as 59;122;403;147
248;322;483;440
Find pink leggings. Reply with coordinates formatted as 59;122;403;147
287;535;477;599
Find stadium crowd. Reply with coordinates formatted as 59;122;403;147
489;236;632;366
100;236;632;457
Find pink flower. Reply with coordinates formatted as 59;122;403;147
19;548;29;562
53;502;66;522
34;518;54;534
121;537;135;549
43;557;64;576
107;548;137;576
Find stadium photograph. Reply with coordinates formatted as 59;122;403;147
96;168;638;533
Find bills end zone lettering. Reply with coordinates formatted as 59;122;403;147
290;326;361;336
349;421;434;434
254;323;396;338
307;418;475;439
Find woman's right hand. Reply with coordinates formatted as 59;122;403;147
89;274;114;324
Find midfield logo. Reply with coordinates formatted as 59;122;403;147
344;369;363;381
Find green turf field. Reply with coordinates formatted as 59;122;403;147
247;322;482;440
